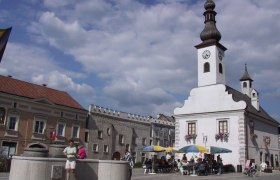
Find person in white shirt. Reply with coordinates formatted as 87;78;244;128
63;139;77;180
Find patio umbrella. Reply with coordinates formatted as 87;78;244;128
179;145;208;176
165;146;179;153
210;146;232;154
179;145;208;153
142;145;165;174
142;145;165;152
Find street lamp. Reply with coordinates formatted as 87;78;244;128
202;133;208;147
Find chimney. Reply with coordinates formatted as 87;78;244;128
42;84;47;87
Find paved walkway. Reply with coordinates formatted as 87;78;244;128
1;169;280;180
132;168;280;180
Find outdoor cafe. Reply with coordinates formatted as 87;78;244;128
139;145;232;176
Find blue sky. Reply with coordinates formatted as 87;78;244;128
0;0;279;122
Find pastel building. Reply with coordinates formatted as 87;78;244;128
0;75;87;156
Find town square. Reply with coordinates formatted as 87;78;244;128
0;0;279;179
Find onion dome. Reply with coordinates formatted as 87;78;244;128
200;0;221;43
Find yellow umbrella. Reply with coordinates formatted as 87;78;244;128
142;145;165;152
165;146;179;153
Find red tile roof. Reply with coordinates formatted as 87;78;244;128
0;75;85;110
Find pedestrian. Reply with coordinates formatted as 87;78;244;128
63;139;77;180
217;155;223;175
122;148;134;180
77;144;86;159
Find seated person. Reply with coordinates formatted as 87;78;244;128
177;159;187;175
196;159;207;176
181;154;188;163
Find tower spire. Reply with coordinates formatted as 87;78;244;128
195;0;226;50
240;63;253;81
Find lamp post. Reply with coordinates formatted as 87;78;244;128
202;133;208;147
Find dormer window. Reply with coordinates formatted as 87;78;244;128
204;62;210;73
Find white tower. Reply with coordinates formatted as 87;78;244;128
240;64;253;97
195;0;227;87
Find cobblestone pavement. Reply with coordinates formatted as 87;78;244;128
132;168;280;180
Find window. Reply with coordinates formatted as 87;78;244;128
103;145;109;153
142;138;146;146
7;115;19;131
72;125;79;138
119;134;124;144
132;137;137;145
92;144;98;152
204;62;210;73
218;120;228;134
85;132;89;142
34;119;45;134
60;112;64;117
149;140;153;145
249;121;254;134
219;63;223;74
2;141;17;157
0;107;6;124
125;144;130;151
57;123;65;136
107;128;111;136
188;122;196;135
98;131;103;139
260;152;263;162
243;82;247;88
13;102;17;108
156;138;160;145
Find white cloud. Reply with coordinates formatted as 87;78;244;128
2;0;279;120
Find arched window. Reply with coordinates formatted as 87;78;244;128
243;82;247;88
219;63;223;74
204;62;210;73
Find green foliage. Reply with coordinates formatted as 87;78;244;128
134;161;143;168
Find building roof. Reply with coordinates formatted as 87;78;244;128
0;75;85;110
226;85;279;125
240;64;253;81
157;114;175;123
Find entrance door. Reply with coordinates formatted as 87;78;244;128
271;154;274;168
1;141;17;157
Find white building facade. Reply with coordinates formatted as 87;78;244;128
174;0;280;169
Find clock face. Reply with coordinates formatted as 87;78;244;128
218;51;223;60
202;50;211;59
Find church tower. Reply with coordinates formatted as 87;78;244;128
195;0;227;87
240;64;253;97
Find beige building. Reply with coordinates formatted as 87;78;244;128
0;75;87;156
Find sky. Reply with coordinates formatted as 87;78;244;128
0;0;279;122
